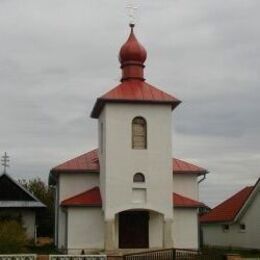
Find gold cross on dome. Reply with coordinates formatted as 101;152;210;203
126;0;138;25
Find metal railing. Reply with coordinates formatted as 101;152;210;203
0;255;37;260
175;249;198;259
107;248;226;260
122;248;175;260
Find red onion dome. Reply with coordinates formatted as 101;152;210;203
119;24;147;66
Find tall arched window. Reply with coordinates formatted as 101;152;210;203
132;117;147;149
133;173;145;183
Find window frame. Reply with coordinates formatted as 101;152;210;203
133;173;145;183
239;223;246;232
132;116;147;149
222;224;230;232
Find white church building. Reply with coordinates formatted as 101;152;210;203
49;24;208;254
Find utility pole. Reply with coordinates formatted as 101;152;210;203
1;152;10;174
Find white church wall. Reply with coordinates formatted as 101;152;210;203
98;109;106;213
67;207;104;254
59;173;99;202
57;207;66;250
100;103;173;220
173;208;199;249
202;190;260;249
149;211;164;248
54;182;59;246
57;173;99;250
173;174;198;200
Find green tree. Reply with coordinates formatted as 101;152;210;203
19;178;54;237
0;220;27;253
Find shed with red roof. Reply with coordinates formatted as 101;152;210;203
200;178;260;249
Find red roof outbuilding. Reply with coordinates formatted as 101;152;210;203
200;186;255;223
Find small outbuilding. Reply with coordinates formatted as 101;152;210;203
0;173;46;240
200;178;260;249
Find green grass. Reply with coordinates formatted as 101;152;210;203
26;244;60;255
201;246;260;257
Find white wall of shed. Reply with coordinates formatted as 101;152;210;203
202;189;260;249
0;209;36;240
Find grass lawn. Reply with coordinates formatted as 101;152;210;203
202;246;260;257
26;244;59;255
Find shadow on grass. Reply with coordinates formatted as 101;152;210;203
26;244;60;255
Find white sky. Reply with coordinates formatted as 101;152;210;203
0;0;259;207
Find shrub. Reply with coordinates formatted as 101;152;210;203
0;220;27;253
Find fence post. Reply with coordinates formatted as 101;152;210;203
172;249;176;260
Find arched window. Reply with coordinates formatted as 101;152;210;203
133;173;145;183
132;117;147;149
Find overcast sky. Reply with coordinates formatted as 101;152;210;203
0;0;259;207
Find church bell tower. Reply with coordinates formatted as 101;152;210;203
91;24;181;250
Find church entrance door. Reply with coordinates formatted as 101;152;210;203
119;211;149;248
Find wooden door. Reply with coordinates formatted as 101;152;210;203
119;211;149;248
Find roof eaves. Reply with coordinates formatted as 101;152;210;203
91;98;181;119
50;169;99;175
0;173;46;207
173;170;208;176
234;179;260;222
61;204;102;208
174;205;203;209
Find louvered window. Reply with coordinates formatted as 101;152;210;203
132;117;147;149
133;173;145;183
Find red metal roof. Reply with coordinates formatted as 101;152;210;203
61;186;102;207
172;158;207;175
51;149;207;176
90;80;181;118
61;186;203;208
173;193;205;208
200;186;254;223
90;25;181;118
51;149;99;173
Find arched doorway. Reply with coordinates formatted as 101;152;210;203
119;210;149;248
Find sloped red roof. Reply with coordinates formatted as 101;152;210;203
51;149;207;176
200;186;254;223
90;80;181;118
51;149;99;173
61;186;203;208
61;187;102;207
173;158;207;174
173;193;205;208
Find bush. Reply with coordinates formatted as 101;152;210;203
19;178;54;237
0;220;27;253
